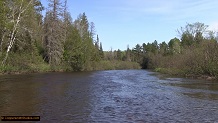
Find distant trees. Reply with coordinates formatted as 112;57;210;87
136;22;218;78
114;22;217;78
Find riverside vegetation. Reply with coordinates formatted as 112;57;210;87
0;0;218;79
0;0;140;74
140;22;218;80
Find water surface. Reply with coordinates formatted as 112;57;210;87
0;70;218;122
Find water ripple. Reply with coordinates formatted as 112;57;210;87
0;70;218;122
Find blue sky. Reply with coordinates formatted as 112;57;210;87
41;0;218;51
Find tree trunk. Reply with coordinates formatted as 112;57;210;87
2;0;33;65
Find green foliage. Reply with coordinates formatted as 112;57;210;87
0;0;6;28
139;22;218;79
168;37;181;54
0;0;142;74
99;42;104;59
179;22;208;47
159;41;168;55
63;25;83;71
0;52;50;73
1;1;217;81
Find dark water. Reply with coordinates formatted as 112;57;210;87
0;70;218;123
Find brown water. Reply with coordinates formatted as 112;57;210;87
0;70;218;123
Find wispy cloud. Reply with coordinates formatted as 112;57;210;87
209;22;218;31
72;0;218;50
121;0;174;14
163;0;218;22
95;0;218;23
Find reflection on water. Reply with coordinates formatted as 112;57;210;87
0;74;40;116
162;77;218;101
0;70;218;122
183;92;218;101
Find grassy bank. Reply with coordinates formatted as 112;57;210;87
0;57;141;75
154;67;217;80
0;53;50;74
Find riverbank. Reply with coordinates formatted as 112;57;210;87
154;67;217;80
0;60;141;75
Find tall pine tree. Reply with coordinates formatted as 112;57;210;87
43;0;65;67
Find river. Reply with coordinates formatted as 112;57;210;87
0;70;218;122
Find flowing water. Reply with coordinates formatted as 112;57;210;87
0;70;218;123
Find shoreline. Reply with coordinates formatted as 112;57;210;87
154;67;217;81
1;67;217;81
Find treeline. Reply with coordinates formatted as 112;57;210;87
129;22;218;79
1;0;217;78
0;0;140;73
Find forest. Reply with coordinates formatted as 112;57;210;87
0;0;140;73
139;22;218;79
0;0;218;79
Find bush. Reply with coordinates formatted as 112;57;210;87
0;52;51;74
148;40;218;79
